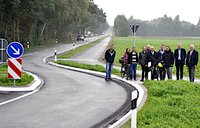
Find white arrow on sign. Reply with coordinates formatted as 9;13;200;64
11;45;20;55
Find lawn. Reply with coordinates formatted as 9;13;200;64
121;80;200;128
0;65;34;86
56;60;121;76
112;37;200;77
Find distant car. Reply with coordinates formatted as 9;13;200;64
77;35;84;41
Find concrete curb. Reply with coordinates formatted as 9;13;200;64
48;61;147;128
0;71;42;92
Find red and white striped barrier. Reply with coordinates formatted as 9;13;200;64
8;58;22;79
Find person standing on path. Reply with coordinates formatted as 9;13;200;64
129;47;139;81
163;46;174;79
186;44;198;82
174;43;186;80
105;43;116;81
157;44;166;80
139;46;150;81
149;46;158;80
123;48;131;80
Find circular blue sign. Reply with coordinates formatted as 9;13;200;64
7;42;24;58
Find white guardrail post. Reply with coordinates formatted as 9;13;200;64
131;90;139;128
54;49;57;62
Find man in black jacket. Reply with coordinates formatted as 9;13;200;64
157;44;166;80
139;46;150;81
105;44;116;81
149;46;158;80
186;44;198;82
174;43;186;80
163;46;174;79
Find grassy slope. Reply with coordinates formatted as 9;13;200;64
0;65;34;86
56;60;121;76
122;80;200;128
113;37;200;77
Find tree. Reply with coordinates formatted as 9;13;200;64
114;15;130;37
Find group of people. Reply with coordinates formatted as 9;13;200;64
104;43;198;82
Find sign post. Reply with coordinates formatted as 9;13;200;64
130;25;139;47
6;42;24;86
0;38;8;62
131;90;139;128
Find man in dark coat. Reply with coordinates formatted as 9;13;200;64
149;46;158;80
105;43;116;81
186;44;198;82
163;46;174;79
157;44;166;80
174;43;186;80
139;46;150;81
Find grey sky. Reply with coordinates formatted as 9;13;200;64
94;0;200;25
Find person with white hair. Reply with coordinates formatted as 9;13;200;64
186;44;199;82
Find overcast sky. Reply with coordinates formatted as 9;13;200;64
94;0;200;25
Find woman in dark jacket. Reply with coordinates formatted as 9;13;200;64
163;46;174;79
123;48;130;79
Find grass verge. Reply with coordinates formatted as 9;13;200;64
121;80;200;128
58;36;108;59
56;60;121;76
0;65;34;86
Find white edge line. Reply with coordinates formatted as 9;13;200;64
48;61;145;128
0;90;38;106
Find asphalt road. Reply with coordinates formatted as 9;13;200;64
0;36;129;128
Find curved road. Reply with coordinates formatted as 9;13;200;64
0;36;129;128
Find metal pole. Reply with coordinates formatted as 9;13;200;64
1;39;3;62
133;32;136;47
14;79;16;87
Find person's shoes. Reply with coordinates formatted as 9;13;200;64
140;79;144;82
105;78;109;81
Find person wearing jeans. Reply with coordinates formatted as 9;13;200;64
105;44;116;81
129;47;138;81
186;44;198;82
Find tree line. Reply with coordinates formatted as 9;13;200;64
114;15;200;37
0;0;109;46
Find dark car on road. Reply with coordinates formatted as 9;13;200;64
77;35;84;41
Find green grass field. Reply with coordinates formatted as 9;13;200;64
121;80;200;128
0;65;34;86
112;37;200;77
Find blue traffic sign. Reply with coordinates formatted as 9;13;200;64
7;42;24;58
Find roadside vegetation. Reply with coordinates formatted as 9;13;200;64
0;65;34;86
122;80;200;128
58;36;108;59
113;36;200;77
56;60;121;76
